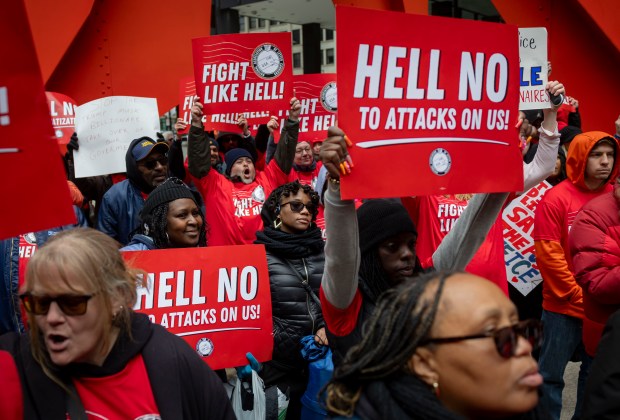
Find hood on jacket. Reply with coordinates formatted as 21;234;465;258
566;131;619;191
125;137;169;194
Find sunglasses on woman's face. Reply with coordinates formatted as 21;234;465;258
19;293;94;316
281;200;317;215
423;319;543;359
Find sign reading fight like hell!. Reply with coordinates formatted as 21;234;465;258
273;74;337;143
192;32;294;130
502;181;552;296
179;76;268;133
0;0;75;240
336;6;522;199
518;27;550;111
123;245;273;369
46;92;77;154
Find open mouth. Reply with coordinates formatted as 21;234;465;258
243;168;251;177
47;334;69;350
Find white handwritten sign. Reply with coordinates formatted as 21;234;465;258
74;96;159;177
503;181;552;296
519;27;549;111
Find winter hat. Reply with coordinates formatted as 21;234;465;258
224;148;254;176
141;177;198;217
131;137;169;161
559;125;582;146
208;137;219;151
357;199;417;254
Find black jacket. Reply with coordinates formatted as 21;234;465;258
0;313;235;419
266;251;325;370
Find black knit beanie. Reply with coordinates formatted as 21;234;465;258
141;177;197;217
356;199;417;254
560;125;582;146
224;148;254;176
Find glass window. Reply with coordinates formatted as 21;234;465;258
239;16;246;32
293;52;302;68
324;29;334;41
258;18;266;28
270;20;279;25
292;29;301;45
249;17;258;29
325;48;335;65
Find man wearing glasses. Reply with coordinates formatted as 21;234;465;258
98;137;169;245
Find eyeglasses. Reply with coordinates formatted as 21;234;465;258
422;319;543;359
140;155;168;170
295;147;312;155
19;293;95;316
281;200;317;215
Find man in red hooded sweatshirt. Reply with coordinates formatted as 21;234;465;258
534;131;619;419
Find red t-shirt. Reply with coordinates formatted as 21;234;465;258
193;159;289;246
403;195;508;294
288;162;323;190
72;354;159;420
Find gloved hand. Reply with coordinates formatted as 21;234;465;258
235;352;261;379
67;132;79;153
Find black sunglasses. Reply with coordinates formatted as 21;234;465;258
19;293;95;316
281;200;317;215
140;155;168;170
422;319;543;359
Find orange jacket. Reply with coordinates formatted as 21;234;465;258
534;132;619;318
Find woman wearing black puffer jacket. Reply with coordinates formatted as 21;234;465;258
255;180;327;419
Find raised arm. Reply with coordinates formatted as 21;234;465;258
522;81;564;190
273;98;301;174
320;127;360;309
187;97;212;179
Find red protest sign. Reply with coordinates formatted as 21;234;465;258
192;32;293;130
336;6;522;199
0;0;75;240
293;74;337;143
178;76;198;135
46;92;77;154
124;245;273;369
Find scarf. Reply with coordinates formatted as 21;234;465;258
255;225;324;259
293;160;317;173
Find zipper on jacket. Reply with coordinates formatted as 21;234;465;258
302;258;316;334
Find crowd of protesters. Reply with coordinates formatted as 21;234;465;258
1;53;620;420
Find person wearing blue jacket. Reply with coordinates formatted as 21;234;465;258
97;137;169;245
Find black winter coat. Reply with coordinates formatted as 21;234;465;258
267;251;325;370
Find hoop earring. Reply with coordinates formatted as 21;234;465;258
273;217;282;229
432;382;440;398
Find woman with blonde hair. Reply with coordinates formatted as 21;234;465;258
0;228;234;419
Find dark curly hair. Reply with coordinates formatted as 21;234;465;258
261;180;320;226
140;202;207;248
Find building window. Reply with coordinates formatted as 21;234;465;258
325;48;335;65
249;17;258;29
292;29;301;45
324;29;334;41
239;16;246;32
270;20;279;25
293;52;302;68
258;18;266;28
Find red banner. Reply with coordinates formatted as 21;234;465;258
0;0;75;240
192;32;293;132
336;6;522;199
123;245;273;369
46;92;77;154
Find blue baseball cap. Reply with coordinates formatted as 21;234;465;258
131;137;169;161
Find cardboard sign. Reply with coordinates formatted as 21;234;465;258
0;0;75;240
502;181;552;296
74;96;160;177
274;74;337;144
46;92;77;154
192;32;293;129
336;6;522;199
124;245;273;369
518;28;549;111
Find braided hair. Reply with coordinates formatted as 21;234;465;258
262;180;320;226
326;271;456;418
140;202;207;248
